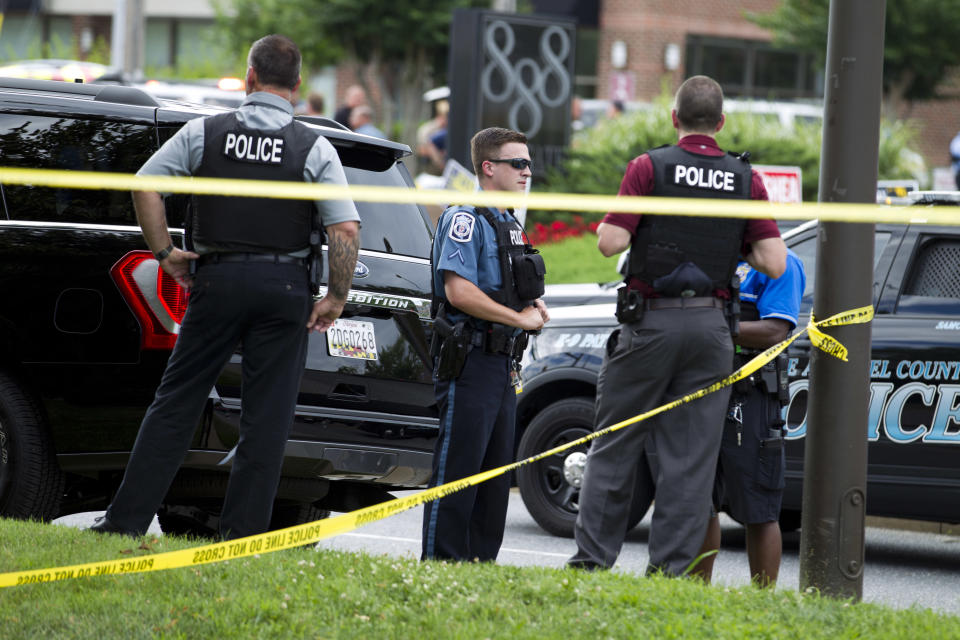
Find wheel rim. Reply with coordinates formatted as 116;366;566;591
533;425;591;517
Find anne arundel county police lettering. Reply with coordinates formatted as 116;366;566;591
223;132;284;165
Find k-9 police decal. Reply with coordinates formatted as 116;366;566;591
784;357;960;444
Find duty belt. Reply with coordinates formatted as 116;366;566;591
643;296;724;311
197;252;308;267
469;328;517;356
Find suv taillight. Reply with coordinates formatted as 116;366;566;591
110;251;188;350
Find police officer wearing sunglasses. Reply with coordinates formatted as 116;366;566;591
422;127;549;562
568;76;787;576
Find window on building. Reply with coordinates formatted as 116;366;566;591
685;36;822;100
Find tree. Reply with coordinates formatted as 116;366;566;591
213;0;486;148
748;0;960;117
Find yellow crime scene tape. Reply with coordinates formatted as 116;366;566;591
0;304;872;589
1;166;960;225
0;166;879;588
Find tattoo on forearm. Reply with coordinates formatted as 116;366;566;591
327;229;359;300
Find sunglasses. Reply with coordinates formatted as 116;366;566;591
488;157;533;170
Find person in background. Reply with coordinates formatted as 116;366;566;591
606;99;625;119
349;105;387;139
417;98;449;175
334;84;367;129
306;91;325;116
695;249;806;587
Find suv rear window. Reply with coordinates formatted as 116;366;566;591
897;238;960;314
0;114;155;225
344;164;432;259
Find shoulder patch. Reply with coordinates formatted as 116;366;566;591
735;262;752;284
448;212;476;243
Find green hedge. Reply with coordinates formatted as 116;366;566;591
532;94;923;226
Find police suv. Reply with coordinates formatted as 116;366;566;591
0;78;436;535
515;196;960;536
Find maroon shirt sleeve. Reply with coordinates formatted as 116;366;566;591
743;169;780;249
600;154;653;233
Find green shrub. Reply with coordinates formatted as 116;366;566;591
532;93;924;227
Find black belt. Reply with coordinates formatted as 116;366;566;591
643;296;724;311
469;328;516;356
197;252;307;267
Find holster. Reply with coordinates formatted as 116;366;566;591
726;274;740;338
615;286;644;324
434;319;471;381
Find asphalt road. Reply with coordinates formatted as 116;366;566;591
56;492;960;615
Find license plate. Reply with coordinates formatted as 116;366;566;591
326;318;378;360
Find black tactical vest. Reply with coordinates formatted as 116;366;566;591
192;110;320;253
627;144;753;294
473;207;545;311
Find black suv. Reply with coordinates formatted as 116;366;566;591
0;78;437;535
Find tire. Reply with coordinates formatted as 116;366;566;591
0;371;64;520
158;501;331;539
158;472;330;538
517;397;650;538
269;502;330;530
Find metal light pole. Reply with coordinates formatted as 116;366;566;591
800;0;886;600
110;0;144;79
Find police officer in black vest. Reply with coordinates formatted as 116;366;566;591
422;127;548;562
91;35;360;540
567;75;787;576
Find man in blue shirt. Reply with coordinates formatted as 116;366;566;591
422;127;549;562
696;248;806;586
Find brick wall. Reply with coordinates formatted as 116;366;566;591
596;0;959;172
597;0;777;101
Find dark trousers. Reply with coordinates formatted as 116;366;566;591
422;349;515;562
106;260;312;539
571;306;733;576
717;384;785;524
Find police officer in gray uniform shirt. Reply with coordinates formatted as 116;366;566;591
91;34;360;540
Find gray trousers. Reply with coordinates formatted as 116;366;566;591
570;306;733;575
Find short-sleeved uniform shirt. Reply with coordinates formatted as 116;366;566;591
137;91;360;254
738;248;806;330
433;202;515;328
602;135;781;293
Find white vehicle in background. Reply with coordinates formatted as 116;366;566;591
133;78;246;109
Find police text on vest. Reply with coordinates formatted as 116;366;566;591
223;132;284;164
673;164;735;192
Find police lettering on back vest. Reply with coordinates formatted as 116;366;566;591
627;145;753;295
192;110;321;253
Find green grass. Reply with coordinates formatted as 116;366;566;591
1;518;957;639
540;233;621;285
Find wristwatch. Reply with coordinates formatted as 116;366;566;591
154;243;174;261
